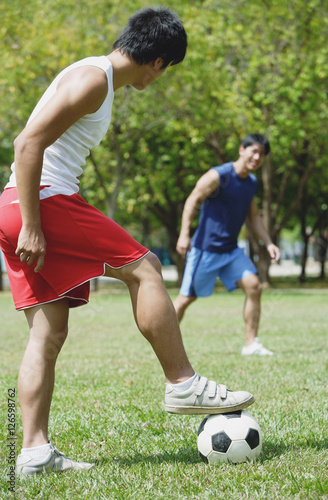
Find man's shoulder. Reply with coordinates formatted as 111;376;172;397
63;56;109;71
56;56;111;86
211;162;233;175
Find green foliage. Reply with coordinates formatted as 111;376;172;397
0;0;327;261
0;0;144;184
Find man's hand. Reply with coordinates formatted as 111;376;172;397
15;225;47;273
176;234;191;259
267;243;280;263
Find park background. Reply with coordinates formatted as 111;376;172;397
0;1;327;499
0;0;328;289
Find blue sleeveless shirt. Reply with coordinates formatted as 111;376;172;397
192;162;258;253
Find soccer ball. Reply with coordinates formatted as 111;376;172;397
197;410;262;464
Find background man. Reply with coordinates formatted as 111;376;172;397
174;133;280;355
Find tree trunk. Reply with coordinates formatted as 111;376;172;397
299;187;313;283
320;260;325;280
165;226;185;286
317;233;327;280
245;219;271;286
169;248;185;286
261;153;274;237
299;237;309;283
247;154;274;287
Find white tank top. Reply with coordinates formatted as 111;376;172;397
6;56;114;200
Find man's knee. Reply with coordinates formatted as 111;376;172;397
239;274;262;298
45;328;68;361
174;294;196;311
173;294;196;321
33;324;68;351
107;251;162;284
248;277;262;298
145;251;162;274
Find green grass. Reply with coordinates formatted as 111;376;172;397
0;283;327;499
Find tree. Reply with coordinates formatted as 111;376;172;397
102;0;328;284
1;0;327;288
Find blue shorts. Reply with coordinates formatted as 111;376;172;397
179;246;257;297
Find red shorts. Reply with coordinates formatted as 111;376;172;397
0;188;149;310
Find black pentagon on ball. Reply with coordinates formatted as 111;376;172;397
212;431;232;453
245;428;260;449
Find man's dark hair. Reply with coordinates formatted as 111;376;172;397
113;8;187;68
241;134;271;156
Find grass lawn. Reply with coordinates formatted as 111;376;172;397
0;282;327;499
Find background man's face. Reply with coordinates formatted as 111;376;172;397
240;143;266;172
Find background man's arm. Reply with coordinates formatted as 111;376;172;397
176;169;219;258
247;197;280;263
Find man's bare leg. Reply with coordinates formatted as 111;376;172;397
173;294;197;322
105;253;254;413
105;253;195;384
18;299;69;448
237;274;262;346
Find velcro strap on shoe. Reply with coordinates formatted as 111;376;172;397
219;384;227;399
195;376;208;396
207;380;217;398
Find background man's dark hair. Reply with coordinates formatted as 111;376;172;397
113;7;187;68
241;134;271;156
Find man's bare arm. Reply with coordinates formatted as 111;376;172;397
247;198;280;263
176;169;219;258
14;66;108;272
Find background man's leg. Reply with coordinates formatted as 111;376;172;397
237;274;262;346
173;294;197;322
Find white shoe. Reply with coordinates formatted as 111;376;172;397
241;338;273;356
16;443;94;476
165;374;255;415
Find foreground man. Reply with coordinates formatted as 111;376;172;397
0;8;254;476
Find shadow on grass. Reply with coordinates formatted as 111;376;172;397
259;435;328;462
94;436;328;468
95;447;200;467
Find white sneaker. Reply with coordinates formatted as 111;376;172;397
165;374;255;415
16;443;94;476
241;338;273;356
